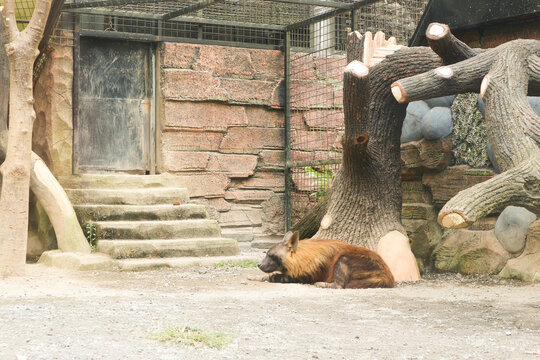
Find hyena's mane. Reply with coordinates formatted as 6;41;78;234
283;239;347;281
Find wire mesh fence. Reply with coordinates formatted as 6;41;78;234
5;0;429;230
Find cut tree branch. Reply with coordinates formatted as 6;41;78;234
432;39;540;227
426;22;479;64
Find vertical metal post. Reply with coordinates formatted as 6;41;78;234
284;30;292;232
351;8;356;31
72;13;81;175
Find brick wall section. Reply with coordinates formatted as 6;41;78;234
159;43;285;244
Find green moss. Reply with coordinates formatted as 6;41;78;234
451;93;491;168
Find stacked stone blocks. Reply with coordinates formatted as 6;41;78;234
159;43;286;245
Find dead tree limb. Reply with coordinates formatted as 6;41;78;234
392;28;540;229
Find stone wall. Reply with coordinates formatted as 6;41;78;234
158;43;286;246
30;39;75;256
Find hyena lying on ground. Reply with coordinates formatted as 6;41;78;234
250;231;394;289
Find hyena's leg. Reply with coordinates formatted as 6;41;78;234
268;273;297;283
336;255;394;289
247;273;296;283
247;274;270;282
330;256;353;289
314;281;339;288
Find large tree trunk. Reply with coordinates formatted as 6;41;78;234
0;0;54;276
0;5;90;272
312;32;442;250
391;23;540;228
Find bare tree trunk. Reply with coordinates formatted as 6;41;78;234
0;0;53;276
313;32;442;250
0;6;90;267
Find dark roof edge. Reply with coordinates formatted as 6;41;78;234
409;0;540;46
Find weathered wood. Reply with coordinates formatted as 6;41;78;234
392;25;540;229
426;22;480;64
391;40;540;104
312;33;442;251
439;42;540;227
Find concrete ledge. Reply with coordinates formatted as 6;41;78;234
116;254;263;271
38;250;115;271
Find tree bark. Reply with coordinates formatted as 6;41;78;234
312;31;442;251
0;0;53;276
392;29;540;228
0;6;90;266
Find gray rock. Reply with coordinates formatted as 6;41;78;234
401;112;423;143
494;206;537;254
499;220;540;282
401;101;430;143
424;95;456;108
528;96;540;117
477;95;485;115
421;107;453;140
406;100;430;119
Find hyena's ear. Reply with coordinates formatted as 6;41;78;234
284;231;300;252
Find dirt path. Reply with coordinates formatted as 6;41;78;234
1;263;539;360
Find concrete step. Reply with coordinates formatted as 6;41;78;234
66;188;189;205
115;253;263;271
58;173;186;189
74;204;209;222
98;238;240;259
95;219;222;240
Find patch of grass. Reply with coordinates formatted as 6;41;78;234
214;260;258;268
84;220;99;251
150;325;233;349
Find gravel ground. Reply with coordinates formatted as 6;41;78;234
1;259;539;360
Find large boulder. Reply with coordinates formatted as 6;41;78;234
421;107;453;140
494;206;537;254
401;101;430;143
432;229;511;275
499;220;540;282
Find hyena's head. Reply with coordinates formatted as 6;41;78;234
258;231;300;273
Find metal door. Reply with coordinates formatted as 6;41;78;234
74;37;153;173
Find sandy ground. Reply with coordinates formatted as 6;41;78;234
1;260;539;360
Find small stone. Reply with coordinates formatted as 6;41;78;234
528;96;540;117
477;95;485;115
421;107;453;140
241;280;247;285
424;95;456;108
494;206;537;254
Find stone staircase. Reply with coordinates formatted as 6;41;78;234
60;174;239;262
